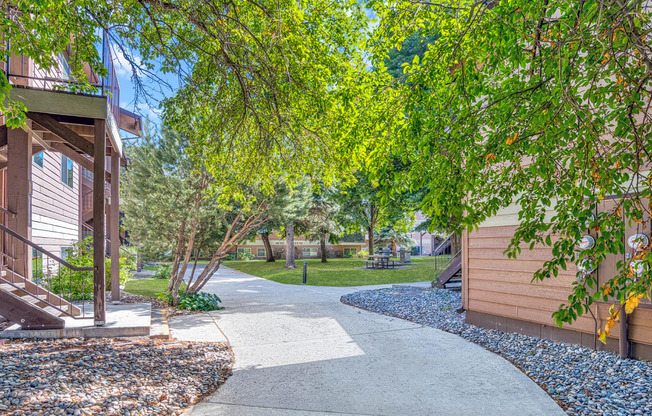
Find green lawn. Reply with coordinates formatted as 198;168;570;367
225;257;437;286
124;278;185;297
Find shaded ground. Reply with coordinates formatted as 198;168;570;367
225;256;438;286
184;265;564;416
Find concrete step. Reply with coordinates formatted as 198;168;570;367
444;281;462;290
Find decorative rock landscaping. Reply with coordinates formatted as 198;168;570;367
342;287;652;416
0;338;233;415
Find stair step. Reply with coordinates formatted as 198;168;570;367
444;281;462;289
0;282;27;291
43;305;71;317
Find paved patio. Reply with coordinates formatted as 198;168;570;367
170;265;565;416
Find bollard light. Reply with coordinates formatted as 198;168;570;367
303;261;307;284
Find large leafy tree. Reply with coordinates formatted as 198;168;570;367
297;186;342;263
335;170;422;254
366;0;652;338
3;1;371;194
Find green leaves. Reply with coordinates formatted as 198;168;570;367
359;0;652;327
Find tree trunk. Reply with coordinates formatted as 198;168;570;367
186;246;201;290
285;221;296;269
171;216;200;306
320;235;327;263
167;219;187;294
261;231;275;262
451;232;462;255
367;226;374;254
368;201;377;254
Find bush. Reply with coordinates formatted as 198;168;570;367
159;291;223;311
224;253;236;261
241;252;255;261
154;264;173;279
356;250;369;258
44;238;135;301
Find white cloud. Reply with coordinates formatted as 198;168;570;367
112;47;142;78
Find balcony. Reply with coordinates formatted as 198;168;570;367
5;33;121;129
3;32;141;158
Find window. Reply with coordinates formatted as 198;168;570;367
237;247;251;255
343;248;357;257
61;155;74;188
58;53;71;80
60;246;73;262
33;152;44;168
257;248;266;257
302;247;318;257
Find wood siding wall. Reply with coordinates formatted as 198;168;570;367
464;223;652;351
31;150;79;256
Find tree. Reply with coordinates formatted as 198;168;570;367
298;187;342;263
374;227;417;256
365;0;652;338
335;172;420;254
122;128;269;305
2;1;371;198
281;181;312;269
383;32;439;80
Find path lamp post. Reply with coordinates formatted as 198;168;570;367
303;261;307;284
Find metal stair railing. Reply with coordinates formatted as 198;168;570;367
433;233;462;279
0;223;94;318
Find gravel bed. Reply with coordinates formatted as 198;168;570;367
0;338;233;415
342;287;652;416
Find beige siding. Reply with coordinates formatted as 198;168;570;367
465;224;652;347
31;150;79;256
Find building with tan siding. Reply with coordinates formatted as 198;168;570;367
460;202;652;360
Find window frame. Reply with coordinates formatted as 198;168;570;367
33;152;44;168
302;247;318;257
257;248;266;257
61;155;74;188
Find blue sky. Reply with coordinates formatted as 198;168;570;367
113;48;175;132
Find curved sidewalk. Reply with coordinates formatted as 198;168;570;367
171;265;565;416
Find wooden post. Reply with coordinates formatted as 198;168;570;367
110;152;120;302
6;127;31;277
93;119;106;326
619;312;629;359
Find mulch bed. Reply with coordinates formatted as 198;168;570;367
0;337;234;415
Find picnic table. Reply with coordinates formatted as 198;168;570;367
365;255;397;270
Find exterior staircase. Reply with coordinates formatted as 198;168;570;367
432;233;463;291
0;224;89;330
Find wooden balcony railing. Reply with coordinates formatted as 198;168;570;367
3;31;121;128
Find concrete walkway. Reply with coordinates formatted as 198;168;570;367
170;265;565;416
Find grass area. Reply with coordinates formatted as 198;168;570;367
124;278;185;297
225;257;437;286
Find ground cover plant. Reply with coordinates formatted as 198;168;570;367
226;257;437;287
